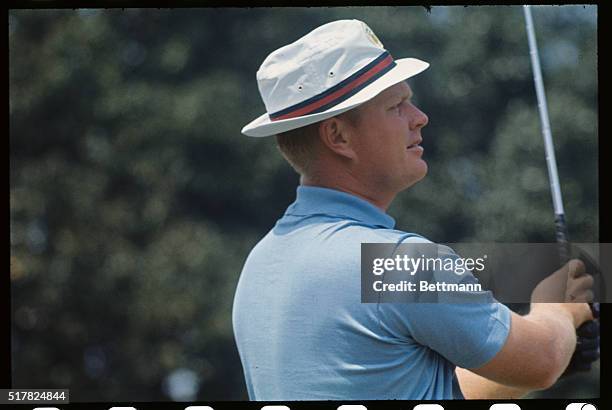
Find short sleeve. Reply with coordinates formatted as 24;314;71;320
374;239;512;369
376;301;511;369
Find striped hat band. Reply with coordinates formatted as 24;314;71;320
269;51;395;121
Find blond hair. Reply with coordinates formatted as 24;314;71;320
275;108;362;176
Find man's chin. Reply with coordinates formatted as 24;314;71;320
402;165;428;190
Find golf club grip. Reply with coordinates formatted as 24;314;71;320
556;216;602;306
558;216;600;348
590;302;600;319
554;213;570;264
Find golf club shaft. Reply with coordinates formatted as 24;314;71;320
523;6;600;369
523;5;570;262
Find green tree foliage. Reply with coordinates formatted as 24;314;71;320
10;6;598;401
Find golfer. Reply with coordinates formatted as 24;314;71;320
232;19;594;400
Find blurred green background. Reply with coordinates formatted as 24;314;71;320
9;6;598;401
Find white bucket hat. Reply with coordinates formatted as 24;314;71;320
241;19;429;138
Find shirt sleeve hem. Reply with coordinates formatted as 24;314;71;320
456;303;512;369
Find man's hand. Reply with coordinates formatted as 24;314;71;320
531;259;594;303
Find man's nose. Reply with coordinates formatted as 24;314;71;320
409;105;429;130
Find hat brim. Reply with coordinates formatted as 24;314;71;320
241;57;429;138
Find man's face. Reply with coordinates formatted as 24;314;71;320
347;81;429;193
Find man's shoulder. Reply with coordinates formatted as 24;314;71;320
360;226;434;245
289;217;436;246
263;212;437;248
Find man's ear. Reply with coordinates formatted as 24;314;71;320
318;117;357;160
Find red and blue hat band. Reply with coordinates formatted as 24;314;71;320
269;51;396;122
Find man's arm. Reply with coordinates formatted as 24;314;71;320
455;367;530;399
464;302;592;391
456;258;596;398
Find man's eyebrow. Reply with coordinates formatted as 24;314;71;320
387;87;413;105
395;88;413;102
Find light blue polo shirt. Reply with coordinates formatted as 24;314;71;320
232;185;511;400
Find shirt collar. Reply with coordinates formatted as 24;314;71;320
284;185;396;229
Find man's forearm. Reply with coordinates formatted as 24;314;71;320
462;303;586;392
526;303;578;381
456;367;531;399
457;303;582;399
455;304;578;400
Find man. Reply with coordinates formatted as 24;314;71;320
232;19;594;400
